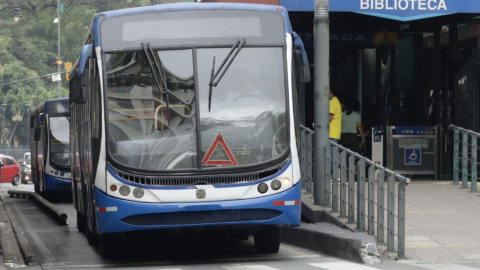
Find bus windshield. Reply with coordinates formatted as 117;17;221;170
49;116;70;168
106;47;287;171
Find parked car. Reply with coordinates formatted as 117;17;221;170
0;155;21;186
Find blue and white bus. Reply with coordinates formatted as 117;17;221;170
69;3;310;258
30;98;71;199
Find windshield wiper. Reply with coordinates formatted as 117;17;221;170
208;39;246;112
141;42;171;125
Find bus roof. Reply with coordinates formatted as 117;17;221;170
69;3;292;77
31;97;69;115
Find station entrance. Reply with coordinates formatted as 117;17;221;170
200;0;480;179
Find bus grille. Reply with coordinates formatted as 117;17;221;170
109;159;289;187
121;209;282;226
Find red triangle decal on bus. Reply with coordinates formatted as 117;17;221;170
202;134;238;166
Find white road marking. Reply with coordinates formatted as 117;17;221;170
412;264;479;270
224;266;279;270
308;262;379;270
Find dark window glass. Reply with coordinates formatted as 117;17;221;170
6;158;15;166
49;116;70;168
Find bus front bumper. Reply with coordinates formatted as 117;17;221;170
45;174;72;191
94;181;301;235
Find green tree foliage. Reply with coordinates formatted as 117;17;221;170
1;0;193;146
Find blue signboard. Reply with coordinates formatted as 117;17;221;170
405;148;421;165
280;0;480;22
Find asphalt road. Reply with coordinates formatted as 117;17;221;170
4;183;480;270
0;183;376;270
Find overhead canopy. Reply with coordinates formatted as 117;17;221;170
280;0;480;21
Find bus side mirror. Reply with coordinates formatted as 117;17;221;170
71;44;93;104
294;50;311;84
34;126;41;141
71;72;88;104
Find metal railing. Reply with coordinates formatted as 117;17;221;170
299;125;411;258
449;124;480;191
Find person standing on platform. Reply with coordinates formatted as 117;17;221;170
329;90;342;143
329;90;342;179
340;99;364;153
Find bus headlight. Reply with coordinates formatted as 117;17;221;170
283;178;291;186
133;188;144;199
257;183;268;194
271;180;282;190
55;171;59;176
119;186;131;196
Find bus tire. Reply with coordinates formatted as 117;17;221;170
254;226;280;254
99;233;124;259
86;227;98;245
12;175;20;186
76;210;87;233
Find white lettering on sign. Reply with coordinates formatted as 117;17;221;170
360;0;447;11
330;34;367;42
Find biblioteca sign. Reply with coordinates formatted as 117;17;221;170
360;0;447;11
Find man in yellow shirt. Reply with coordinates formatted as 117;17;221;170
329;90;342;142
329;90;341;179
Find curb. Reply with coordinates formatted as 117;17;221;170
0;195;40;266
281;222;380;264
7;190;67;225
0;197;27;268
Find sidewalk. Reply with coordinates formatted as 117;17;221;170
402;180;480;263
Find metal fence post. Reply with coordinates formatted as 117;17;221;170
340;149;347;218
462;132;469;189
332;143;339;212
306;133;313;194
325;141;331;206
368;165;375;236
453;129;459;184
300;129;307;189
357;158;366;231
377;169;385;244
387;174;395;252
397;178;409;259
471;133;478;192
348;154;355;224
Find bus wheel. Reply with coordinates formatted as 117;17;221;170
76;211;87;233
99;233;124;259
87;227;98;245
11;176;20;186
254;226;280;254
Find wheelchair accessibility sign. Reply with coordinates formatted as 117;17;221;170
404;148;421;165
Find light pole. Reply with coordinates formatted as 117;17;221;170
25;104;30;145
0;5;22;22
56;0;61;98
1;104;6;146
313;0;330;206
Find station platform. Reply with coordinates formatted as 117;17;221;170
300;179;480;264
401;180;480;264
